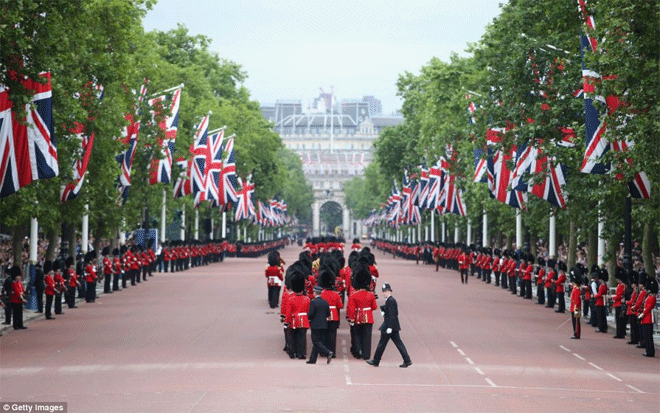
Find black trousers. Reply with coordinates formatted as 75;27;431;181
596;305;607;332
629;314;640;344
122;271;128;288
556;292;565;312
460;269;468;284
589;299;597;326
267;286;281;308
85;281;96;302
308;328;331;363
494;271;500;286
104;274;112;293
113;272;120;291
327;320;339;354
54;293;63;314
45;294;54;318
571;315;581;338
66;286;76;308
640;324;655;357
3;298;11;324
524;280;532;299
583;298;590;317
291;328;307;357
501;273;508;289
546;288;555;308
35;288;44;312
353;323;373;360
372;330;411;364
537;284;545;304
615;306;626;337
11;302;23;328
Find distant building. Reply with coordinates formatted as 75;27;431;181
260;92;403;237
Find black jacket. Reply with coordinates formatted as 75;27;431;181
379;296;401;332
307;296;330;330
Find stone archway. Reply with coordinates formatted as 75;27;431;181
319;201;343;236
312;194;350;237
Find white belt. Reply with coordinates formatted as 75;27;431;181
297;312;307;316
329;306;336;309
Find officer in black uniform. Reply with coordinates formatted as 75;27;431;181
367;283;412;368
306;285;333;364
33;262;44;313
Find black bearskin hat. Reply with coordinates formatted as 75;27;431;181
85;251;96;264
290;269;306;293
646;277;659;295
10;265;21;279
65;256;74;268
599;268;609;282
638;270;648;288
351;262;372;290
112;248;119;257
43;260;52;274
547;259;556;269
614;266;626;282
628;270;639;286
267;251;280;267
558;261;567;272
319;268;336;289
52;259;61;272
570;270;583;286
590;264;600;276
537;257;545;266
102;246;110;256
352;238;360;244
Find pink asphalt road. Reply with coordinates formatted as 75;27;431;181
1;246;658;412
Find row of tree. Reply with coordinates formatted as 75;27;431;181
1;1;314;263
344;0;659;274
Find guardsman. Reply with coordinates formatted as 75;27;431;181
639;277;657;357
112;249;121;291
163;242;171;272
320;268;343;357
536;258;546;305
588;265;599;327
500;251;510;289
433;243;441;271
285;271;310;359
492;249;501;287
9;266;27;330
555;261;567;313
53;260;65;315
306;285;332;364
265;251;283;308
43;261;56;320
569;268;582;339
367;282;412;368
102;247;113;294
594;268;609;333
33;262;44;313
626;271;640;345
631;271;648;349
612;266;627;339
351;238;361;252
545;259;556;308
523;254;533;299
84;251;97;303
65;257;79;308
280;264;296;358
347;261;377;360
458;249;469;284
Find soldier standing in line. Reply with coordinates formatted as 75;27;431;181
265;251;283;309
347;261;377;360
639;277;657;358
545;259;556;309
9;266;27;330
65;257;79;308
43;261;56;320
112;249;121;291
612;266;627;339
555;261;567;313
75;254;85;299
53;260;65;315
458;248;469;284
285;272;310;360
84;252;97;303
367;283;412;368
102;247;113;294
569;269;582;339
626;272;640;345
306;285;333;364
536;258;546;305
594;268;609;333
631;271;648;349
33;262;44;313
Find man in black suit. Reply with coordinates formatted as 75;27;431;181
306;286;333;364
367;283;412;368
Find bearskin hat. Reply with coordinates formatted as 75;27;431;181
537;257;545;266
102;246;110;256
570;270;583;286
361;246;371;255
614;266;626;282
85;251;96;264
351;262;372;290
52;259;61;272
43;260;52;274
599;268;609;282
65;256;74;268
628;270;639;286
348;251;360;269
112;248;119;257
10;265;21;279
267;251;280;267
319;268;336;289
638;269;649;288
590;264;600;276
547;258;556;269
352;238;360;244
646;277;659;295
120;245;128;255
558;261;567;272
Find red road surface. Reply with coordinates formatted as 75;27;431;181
1;246;658;412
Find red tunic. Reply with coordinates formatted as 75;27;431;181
640;294;657;324
85;264;97;283
626;290;638;316
321;289;343;321
612;283;625;307
347;290;377;324
45;274;56;296
265;265;283;287
10;280;25;304
285;294;310;329
594;283;607;306
523;264;533;281
537;268;545;285
555;272;566;293
570;287;581;313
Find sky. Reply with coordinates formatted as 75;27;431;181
143;0;504;115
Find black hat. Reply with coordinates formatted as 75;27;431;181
319;268;335;289
352;262;372;290
65;256;74;268
599;268;609;282
558;261;567;272
102;246;110;256
570;270;582;286
537;257;545;266
85;251;95;264
112;248;119;257
43;260;52;273
638;271;648;288
590;264;600;275
614;266;626;282
628;270;639;285
547;259;556;269
290;273;305;294
10;265;21;279
381;282;392;292
647;277;659;295
52;259;61;272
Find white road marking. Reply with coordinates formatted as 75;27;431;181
450;341;458;348
457;349;466;356
188;391;207;413
625;384;645;394
606;372;623;382
347;383;641;394
572;353;586;361
485;378;497;387
588;362;603;371
342;339;352;386
465;358;475;365
559;345;571;352
474;367;485;376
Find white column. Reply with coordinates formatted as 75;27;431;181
244;226;247;241
312;201;320;237
343;207;350;238
597;207;606;265
467;218;472;245
454;224;459;243
194;208;199;240
222;212;227;238
424;225;428;242
516;209;523;250
30;217;38;264
482;210;488;247
441;220;446;243
549;210;557;258
161;189;166;243
211;218;214;239
119;218;126;245
82;204;89;253
180;209;186;240
430;211;435;242
237;223;241;241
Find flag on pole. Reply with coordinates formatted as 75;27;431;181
190;113;211;207
173;157;192;198
220;134;238;208
205;128;225;207
0;71;58;198
116;79;148;204
234;175;255;221
149;85;182;184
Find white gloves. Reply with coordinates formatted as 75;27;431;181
386;328;392;334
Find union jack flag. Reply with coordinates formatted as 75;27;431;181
486;127;526;209
425;159;443;211
149;85;182;185
386;181;401;227
116;80;148;204
417;157;429;208
1;72;58;198
205;127;225;207
219;134;238;209
234;176;255;221
190;114;211;207
511;141;568;209
172;157;192;198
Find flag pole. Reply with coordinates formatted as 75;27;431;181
208;126;227;136
549;209;557;259
161;189;166;243
482;209;488;248
82;204;89;253
148;83;184;98
516;209;523;250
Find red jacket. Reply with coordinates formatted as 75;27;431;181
45;274;56;296
285;294;310;329
633;290;646;315
10;280;25;304
612;283;625;307
626;290;638;315
523;264;533;281
321;289;343;321
103;257;112;276
555;272;566;293
545;270;555;288
54;272;65;292
280;288;294;317
347;290;377;324
537;268;545;285
265;266;283;287
458;253;469;270
570;287;581;313
594;283;607;306
640;294;657;324
85;264;97;283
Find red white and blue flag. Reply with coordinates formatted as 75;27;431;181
417;157;429;208
60;123;95;202
1;72;58;198
234;175;255;221
205;127;225;207
219;134;238;209
173;157;192;198
116;80;148;204
190;114;211;207
149;85;182;185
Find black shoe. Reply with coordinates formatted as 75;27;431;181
400;361;412;368
46;317;56;320
570;336;579;339
2;322;10;325
288;352;295;359
366;359;379;367
642;353;654;357
636;345;644;349
327;352;333;364
306;360;315;364
297;355;306;360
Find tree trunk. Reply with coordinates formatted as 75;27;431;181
11;225;28;267
45;228;60;262
642;219;656;276
587;225;597;269
568;219;577;269
608;228;623;287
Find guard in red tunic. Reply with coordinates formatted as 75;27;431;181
320;268;343;357
53;260;66;315
639;277;657;357
626;271;640;345
9;266;27;330
545;260;557;308
112;249;121;291
612;266;627;339
569;269;582;339
492;249;502;287
351;238;361;253
43;261;56;319
285;272;310;359
65;257;79;308
347;262;378;360
84;252;98;303
536;258;546;305
458;249;469;284
102;247;113;294
265;251;284;308
523;254;533;299
594;268;609;333
632;271;648;349
555;261;567;313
